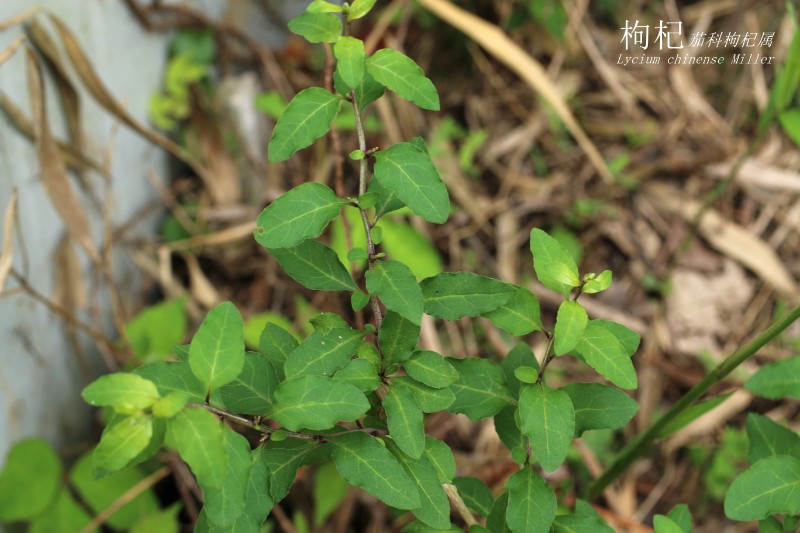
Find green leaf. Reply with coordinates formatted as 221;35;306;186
652;515;685;533
495;406;526;464
255;182;345;248
348;0;378;20
270;375;369;430
334;69;384;110
125;298;187;363
746;356;800;399
268;87;342;162
133;361;205;401
216;352;279;414
779;109;800;147
313;462;348;526
574;323;637;389
284;327;366;378
189;301;245;394
486;492;513;533
334;36;365;89
333;358;380;391
259;322;299;380
505;466;556;533
758;516;784;533
423;436;456;483
387;441;450;529
404;350;458;388
453;477;493;516
93;415;154;476
665;503;692;533
82;373;160;413
502;342;538;397
203;428;251;527
483;285;544;335
394;376;455;412
447;357;514;420
421;272;515;320
70;453;159;530
518;385;574;472
368;177;405;219
746;413;800;463
288;12;342;44
725;455;800;520
366;48;439;110
0;438;62;521
552;515;615;533
379;217;443;279
28;489;92;533
562;383;638;437
261;439;319;502
530;228;580;297
583;270;612;294
590;319;640;357
366;260;423;324
514;367;538;384
271;240;357;291
384;385;425;458
372;142;449;224
307;0;343;13
379;311;420;368
554;301;588;356
242;447;273;523
330;432;421;510
152;392;188;419
129;504;181;533
170;408;227;489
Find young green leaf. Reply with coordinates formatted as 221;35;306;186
745;356;800;399
386;441;450;529
447;357;514;420
665;503;692;533
453;477;494;517
133;361;205;401
332;358;380;392
93;415;154;476
553;515;615;533
483;285;544;335
270;240;358;291
554;300;588;355
170;408;227;489
366;48;439;110
724;455;800;520
347;0;378;20
366;260;423;324
334;69;385;110
590;319;640;357
394;376;456;412
334;36;365;90
421;272;515;320
287;12;342;44
404;350;458;388
562;382;638;437
259;322;299;380
502;341;539;397
368;177;405;218
125;298;187;363
379;310;420;368
82;373;160;413
505;466;556;533
373;142;449;223
574;323;637;389
746;413;800;463
384;385;425;459
255;182;345;249
268;87;341;162
152;392;188;419
583;269;612;294
330;432;421;510
307;0;343;13
513;366;539;384
216;352;279;414
0;439;62;522
284;327;366;378
270;375;369;430
189;301;245;394
518;385;574;472
530;228;581;297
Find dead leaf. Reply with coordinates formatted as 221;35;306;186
417;0;615;184
0;34;26;68
0;189;18;292
26;47;99;263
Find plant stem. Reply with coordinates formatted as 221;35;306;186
443;483;478;527
587;303;800;500
536;333;556;383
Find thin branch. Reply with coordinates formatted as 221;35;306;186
443;483;478;527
